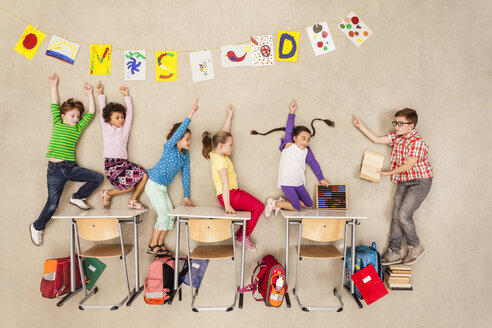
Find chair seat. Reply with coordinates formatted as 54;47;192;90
81;244;133;258
300;245;343;259
190;245;233;259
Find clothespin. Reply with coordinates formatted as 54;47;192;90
34;25;39;32
99;40;103;48
63;34;67;41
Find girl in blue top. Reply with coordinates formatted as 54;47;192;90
145;99;199;255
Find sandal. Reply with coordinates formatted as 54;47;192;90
158;243;172;256
128;199;145;210
100;190;111;209
146;244;166;255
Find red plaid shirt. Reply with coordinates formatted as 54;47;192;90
388;129;433;183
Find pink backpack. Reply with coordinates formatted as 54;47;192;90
144;256;175;305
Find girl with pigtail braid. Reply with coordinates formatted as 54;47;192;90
251;100;334;216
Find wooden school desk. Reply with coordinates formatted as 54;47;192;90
51;208;147;307
167;206;250;309
280;209;368;309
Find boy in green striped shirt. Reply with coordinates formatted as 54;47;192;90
30;73;103;246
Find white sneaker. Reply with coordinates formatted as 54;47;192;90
29;224;43;246
264;198;276;218
274;197;285;216
69;197;90;210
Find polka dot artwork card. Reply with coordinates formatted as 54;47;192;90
306;22;336;56
276;31;300;62
45;35;80;65
124;50;146;81
338;12;372;47
189;50;215;82
155;51;177;82
14;24;46;60
251;35;275;66
221;44;253;67
90;45;112;75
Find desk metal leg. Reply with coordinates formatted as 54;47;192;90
170;216;181;304
57;219;81;307
284;218;291;308
127;215;143;306
343;219;363;309
238;219;246;309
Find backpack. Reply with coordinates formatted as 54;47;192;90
40;256;82;298
345;242;383;300
240;255;287;307
144;256;176;305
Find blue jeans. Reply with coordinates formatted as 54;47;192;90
389;178;432;251
33;161;103;230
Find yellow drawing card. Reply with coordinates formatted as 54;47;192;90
90;45;112;75
276;31;300;62
14;24;46;60
155;51;178;81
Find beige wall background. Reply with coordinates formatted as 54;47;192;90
1;0;491;327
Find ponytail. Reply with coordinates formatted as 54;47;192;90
202;131;232;160
310;118;335;137
250;127;285;136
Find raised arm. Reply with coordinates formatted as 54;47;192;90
221;105;234;132
96;81;106;124
48;73;59;105
279;100;297;150
120;87;133;129
352;114;390;144
84;83;95;115
187;98;199;120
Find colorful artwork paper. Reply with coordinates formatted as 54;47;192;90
221;44;252;67
45;35;80;65
306;22;336;56
155;51;178;82
276;31;300;62
338;12;372;47
14;24;46;60
124;50;146;81
90;45;111;75
189;50;214;82
251;35;275;66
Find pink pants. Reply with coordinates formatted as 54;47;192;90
217;189;264;237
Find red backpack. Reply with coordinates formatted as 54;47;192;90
240;255;287;307
40;256;82;298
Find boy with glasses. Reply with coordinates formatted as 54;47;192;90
352;108;433;265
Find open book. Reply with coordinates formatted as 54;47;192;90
360;150;385;183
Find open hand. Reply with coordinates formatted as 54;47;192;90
225;205;236;214
120;86;129;97
83;82;93;94
184;197;195;207
48;73;58;86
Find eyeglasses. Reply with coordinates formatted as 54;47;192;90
392;121;414;127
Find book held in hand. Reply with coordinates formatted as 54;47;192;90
360;150;385;182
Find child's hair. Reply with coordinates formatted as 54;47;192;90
60;98;84;116
201;131;232;159
251;118;335;137
102;102;126;123
394;108;418;126
167;122;191;140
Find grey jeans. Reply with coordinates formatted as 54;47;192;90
389;178;432;251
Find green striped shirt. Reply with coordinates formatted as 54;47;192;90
46;104;94;161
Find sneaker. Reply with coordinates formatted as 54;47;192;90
243;236;258;251
381;248;402;265
29;224;43;246
274;197;285;216
69;197;90;210
264;198;276;218
403;245;425;265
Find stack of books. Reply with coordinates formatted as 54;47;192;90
385;264;413;290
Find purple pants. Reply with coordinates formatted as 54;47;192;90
281;185;313;211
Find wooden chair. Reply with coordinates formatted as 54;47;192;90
74;218;133;310
185;218;237;312
293;218;348;312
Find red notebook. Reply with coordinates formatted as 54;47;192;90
351;264;388;305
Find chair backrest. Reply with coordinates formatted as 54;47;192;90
301;218;345;242
76;218;120;241
188;219;232;242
